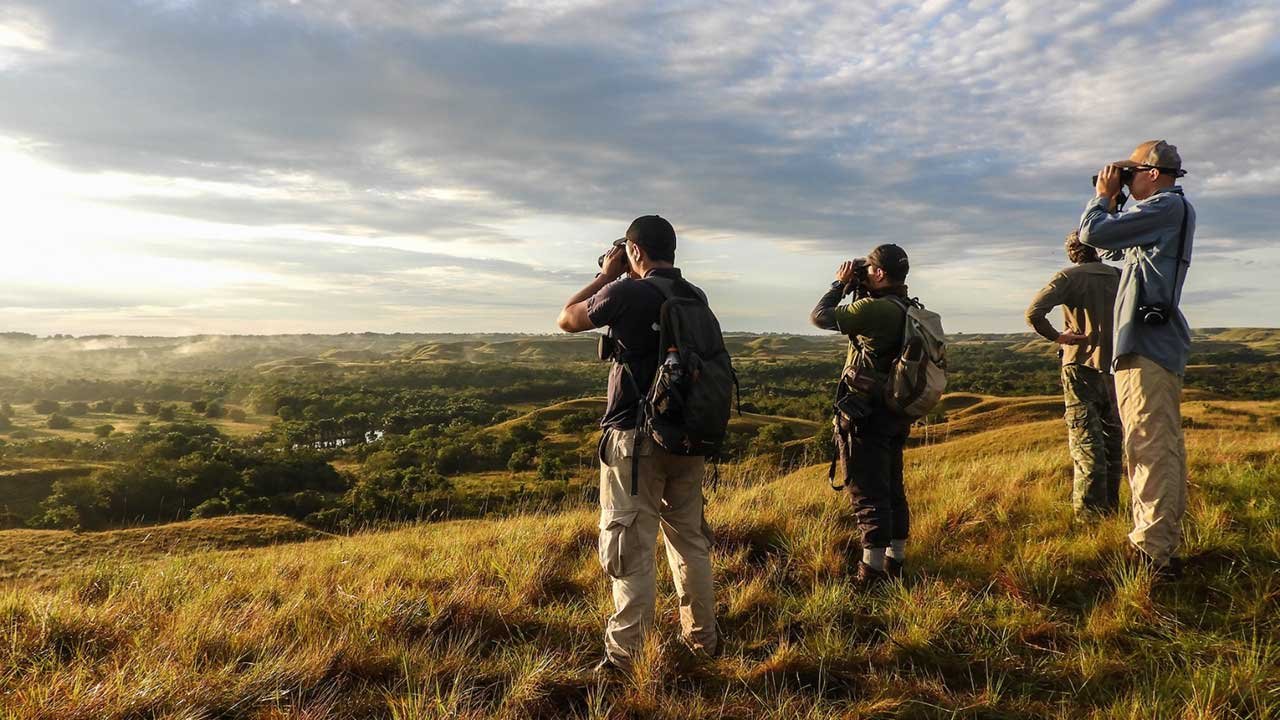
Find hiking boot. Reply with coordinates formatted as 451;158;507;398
592;656;624;679
851;561;889;590
1123;543;1183;581
886;556;905;581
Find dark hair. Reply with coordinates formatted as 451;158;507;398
867;243;909;282
1065;231;1098;264
626;215;677;263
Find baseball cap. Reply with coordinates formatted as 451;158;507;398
625;215;677;257
868;243;909;280
1113;140;1186;176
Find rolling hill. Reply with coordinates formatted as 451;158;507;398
3;398;1277;718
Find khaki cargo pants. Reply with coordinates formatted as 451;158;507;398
1115;353;1188;566
598;428;717;667
1061;364;1124;517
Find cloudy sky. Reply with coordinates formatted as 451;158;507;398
1;0;1277;336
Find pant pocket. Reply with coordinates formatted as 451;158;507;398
1065;403;1089;429
598;509;640;578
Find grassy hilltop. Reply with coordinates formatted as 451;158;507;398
3;397;1278;719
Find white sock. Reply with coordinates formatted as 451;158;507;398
862;547;886;570
887;540;906;562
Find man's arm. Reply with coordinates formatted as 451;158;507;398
810;282;849;331
1079;194;1179;251
1025;274;1087;346
1025;274;1066;342
810;260;860;331
556;247;627;333
1079;168;1180;252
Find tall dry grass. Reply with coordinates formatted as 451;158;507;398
2;399;1278;718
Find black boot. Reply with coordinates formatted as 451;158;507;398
886;556;904;580
852;561;889;590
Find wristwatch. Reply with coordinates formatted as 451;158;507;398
830;280;848;294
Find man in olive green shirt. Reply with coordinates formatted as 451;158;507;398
810;243;913;588
1025;231;1123;518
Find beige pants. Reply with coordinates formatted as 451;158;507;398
598;428;717;666
1115;353;1188;566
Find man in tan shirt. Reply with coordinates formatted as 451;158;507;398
1026;231;1123;518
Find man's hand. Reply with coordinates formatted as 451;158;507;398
1056;331;1088;346
835;260;860;285
1095;165;1123;199
600;245;629;280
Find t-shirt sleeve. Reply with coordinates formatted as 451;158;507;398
586;279;630;328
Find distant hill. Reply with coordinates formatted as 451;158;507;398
1;328;1275;377
0;514;327;584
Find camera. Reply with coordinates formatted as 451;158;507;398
597;237;627;268
1137;303;1170;326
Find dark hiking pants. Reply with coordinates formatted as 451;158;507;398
1062;364;1124;516
837;420;910;549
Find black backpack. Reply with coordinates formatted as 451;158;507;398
621;275;738;494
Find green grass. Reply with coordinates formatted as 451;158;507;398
1;400;1278;718
0;463;102;524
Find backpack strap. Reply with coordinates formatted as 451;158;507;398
617;277;674;496
881;294;914;359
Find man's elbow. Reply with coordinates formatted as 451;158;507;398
809;308;834;331
1077;226;1098;248
556;310;576;333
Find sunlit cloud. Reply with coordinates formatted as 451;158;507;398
0;0;1277;335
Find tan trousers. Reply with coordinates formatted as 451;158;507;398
1115;353;1188;566
598;428;717;666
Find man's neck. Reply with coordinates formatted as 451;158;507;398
637;261;675;276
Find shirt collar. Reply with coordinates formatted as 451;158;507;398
643;267;682;279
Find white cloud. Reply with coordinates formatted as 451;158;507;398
0;0;1277;334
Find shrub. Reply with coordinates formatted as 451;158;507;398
509;423;544;445
537;455;568;481
156;405;177;421
64;401;91;416
33;475;109;530
557;410;598;434
93;424;115;438
507;445;537;472
228;408;247;422
190;400;207;413
33;399;59;414
92;400;114;412
46;413;73;430
203;402;224;419
190;497;231;519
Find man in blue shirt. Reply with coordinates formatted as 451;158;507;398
1079;140;1194;577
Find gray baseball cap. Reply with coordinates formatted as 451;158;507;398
1113;140;1186;176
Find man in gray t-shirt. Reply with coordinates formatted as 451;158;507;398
1026;232;1122;519
1079;140;1194;576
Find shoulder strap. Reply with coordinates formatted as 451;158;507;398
1167;195;1191;309
643;274;707;305
880;294;913;356
640;275;676;300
